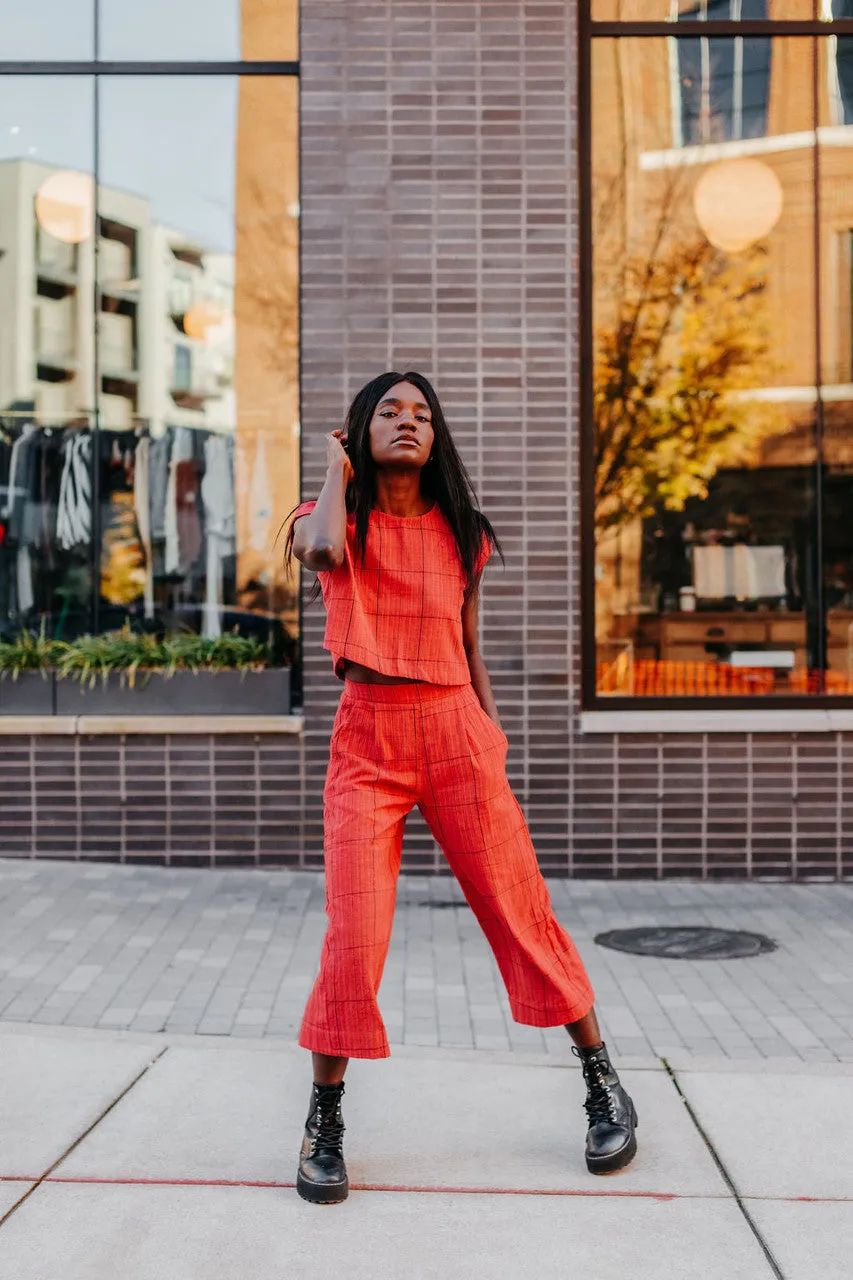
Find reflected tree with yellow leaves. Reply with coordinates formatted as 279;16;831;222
594;193;781;534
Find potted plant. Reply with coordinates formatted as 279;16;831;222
53;627;291;716
0;627;56;714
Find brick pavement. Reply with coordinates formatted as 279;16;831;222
0;862;851;1062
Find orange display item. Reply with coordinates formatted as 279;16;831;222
290;500;491;684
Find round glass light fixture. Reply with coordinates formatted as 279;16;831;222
693;158;784;253
183;299;229;341
34;169;94;244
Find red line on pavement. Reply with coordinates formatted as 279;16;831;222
3;1174;851;1204
16;1175;680;1199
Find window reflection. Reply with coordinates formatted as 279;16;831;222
96;76;299;646
592;38;821;697
591;1;814;20
677;8;771;144
819;37;853;691
0;79;95;633
0;1;94;60
0;75;299;657
98;0;298;62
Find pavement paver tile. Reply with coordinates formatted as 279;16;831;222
747;1199;853;1280
0;1033;157;1178
0;866;851;1062
0;1182;34;1218
675;1069;853;1200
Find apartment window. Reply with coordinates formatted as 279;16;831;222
174;345;192;392
676;2;770;145
586;9;853;706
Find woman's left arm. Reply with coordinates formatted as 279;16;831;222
462;576;502;729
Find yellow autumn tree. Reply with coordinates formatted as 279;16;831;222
594;224;782;533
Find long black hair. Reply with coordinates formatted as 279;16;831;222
283;370;503;597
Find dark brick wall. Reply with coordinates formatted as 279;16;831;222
1;0;851;878
296;0;853;882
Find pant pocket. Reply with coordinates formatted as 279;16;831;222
473;696;508;747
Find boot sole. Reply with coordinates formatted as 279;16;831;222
296;1171;349;1204
586;1103;639;1176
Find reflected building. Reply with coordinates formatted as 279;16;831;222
591;22;853;696
0;47;299;647
0;158;235;437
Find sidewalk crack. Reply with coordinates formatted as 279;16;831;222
0;1045;169;1229
662;1058;786;1280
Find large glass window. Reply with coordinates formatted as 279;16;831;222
586;11;853;702
0;19;299;675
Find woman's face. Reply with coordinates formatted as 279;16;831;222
368;380;435;470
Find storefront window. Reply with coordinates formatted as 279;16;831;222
0;27;299;674
586;14;853;701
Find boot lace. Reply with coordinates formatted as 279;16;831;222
577;1054;618;1126
310;1094;345;1155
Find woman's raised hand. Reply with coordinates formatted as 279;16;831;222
327;430;355;484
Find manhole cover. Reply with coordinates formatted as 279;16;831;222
594;926;777;960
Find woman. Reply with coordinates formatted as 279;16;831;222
284;371;637;1205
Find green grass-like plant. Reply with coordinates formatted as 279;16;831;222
0;625;59;679
0;625;273;688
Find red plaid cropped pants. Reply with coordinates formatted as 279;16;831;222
299;680;595;1059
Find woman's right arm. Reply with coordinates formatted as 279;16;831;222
291;431;354;572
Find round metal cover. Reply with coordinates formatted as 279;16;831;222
594;926;777;960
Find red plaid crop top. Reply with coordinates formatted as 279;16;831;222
291;500;493;684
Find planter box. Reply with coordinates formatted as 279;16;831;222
0;671;54;715
54;668;291;717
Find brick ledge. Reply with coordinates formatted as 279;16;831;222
0;715;304;736
580;709;853;734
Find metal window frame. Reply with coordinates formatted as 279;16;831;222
0;62;298;75
579;8;853;711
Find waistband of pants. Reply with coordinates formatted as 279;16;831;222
340;679;477;709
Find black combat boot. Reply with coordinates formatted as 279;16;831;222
297;1081;348;1204
573;1042;638;1175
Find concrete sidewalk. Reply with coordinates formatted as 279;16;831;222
0;1021;850;1279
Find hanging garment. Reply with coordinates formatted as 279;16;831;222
15;545;33;614
1;425;31;528
133;436;154;619
3;424;38;590
148;431;172;542
164;428;197;577
200;434;236;638
248;434;273;554
56;431;92;551
10;428;41;615
175;460;202;576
